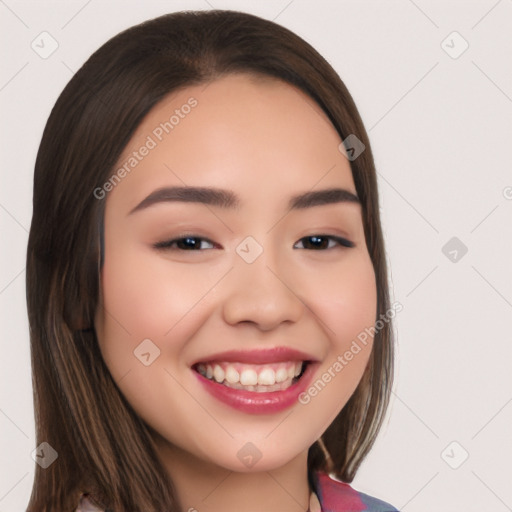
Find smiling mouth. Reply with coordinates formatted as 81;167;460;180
193;360;309;393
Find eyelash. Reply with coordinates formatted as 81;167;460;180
153;234;355;251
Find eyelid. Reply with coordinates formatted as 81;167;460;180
293;234;355;249
152;233;355;251
152;233;218;250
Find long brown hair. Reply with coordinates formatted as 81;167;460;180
26;9;394;511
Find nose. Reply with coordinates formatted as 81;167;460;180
221;251;304;331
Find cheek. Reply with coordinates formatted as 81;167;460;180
94;248;214;426
100;249;203;333
95;245;227;374
296;252;377;436
309;252;377;344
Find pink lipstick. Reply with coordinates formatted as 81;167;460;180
191;347;318;414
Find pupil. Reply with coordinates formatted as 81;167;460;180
308;236;326;249
180;237;197;249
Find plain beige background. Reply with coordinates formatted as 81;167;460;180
1;1;511;511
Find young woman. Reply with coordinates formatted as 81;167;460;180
26;9;398;512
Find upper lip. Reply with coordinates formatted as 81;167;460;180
192;347;318;366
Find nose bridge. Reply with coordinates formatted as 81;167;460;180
221;236;303;329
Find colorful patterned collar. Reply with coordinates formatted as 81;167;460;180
311;471;399;512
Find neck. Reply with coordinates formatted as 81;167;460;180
153;435;312;512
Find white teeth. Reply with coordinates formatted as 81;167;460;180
196;360;307;392
275;368;288;383
225;366;240;384
258;368;276;386
213;365;225;383
240;368;258;386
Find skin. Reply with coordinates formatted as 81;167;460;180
94;73;377;512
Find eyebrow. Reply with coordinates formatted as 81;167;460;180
127;186;360;216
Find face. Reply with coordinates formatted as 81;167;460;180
94;73;377;474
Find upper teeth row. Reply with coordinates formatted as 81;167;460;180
197;362;303;386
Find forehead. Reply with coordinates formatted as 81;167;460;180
107;73;356;211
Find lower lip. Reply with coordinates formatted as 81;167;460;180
193;362;317;414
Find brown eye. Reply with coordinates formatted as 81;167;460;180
153;236;217;251
294;235;354;250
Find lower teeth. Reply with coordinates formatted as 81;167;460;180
217;377;297;393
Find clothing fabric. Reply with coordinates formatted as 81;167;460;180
75;471;399;511
311;471;399;511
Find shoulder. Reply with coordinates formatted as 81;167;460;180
75;493;105;512
312;471;399;512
